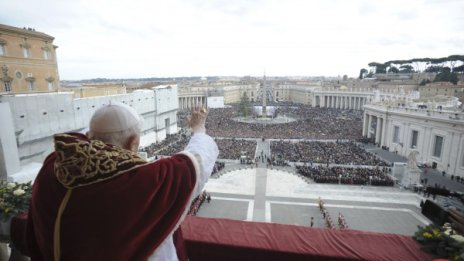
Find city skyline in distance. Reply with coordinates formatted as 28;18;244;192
1;0;463;80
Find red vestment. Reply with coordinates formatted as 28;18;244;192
26;133;197;261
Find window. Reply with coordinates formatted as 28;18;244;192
22;47;30;58
411;130;418;148
4;81;12;92
43;49;49;59
393;126;400;143
433;135;444;158
27;80;34;91
47;81;53;91
0;44;5;56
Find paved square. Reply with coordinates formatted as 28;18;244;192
268;202;426;235
196;198;250;221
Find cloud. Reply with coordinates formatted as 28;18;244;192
1;0;463;79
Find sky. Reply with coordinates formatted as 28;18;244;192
2;0;463;80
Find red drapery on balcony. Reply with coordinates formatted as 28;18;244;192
181;216;433;261
11;214;432;260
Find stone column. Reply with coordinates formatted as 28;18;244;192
375;116;381;145
381;117;387;146
367;114;373;138
362;112;368;136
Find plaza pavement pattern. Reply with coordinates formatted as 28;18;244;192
199;165;429;236
197;139;464;236
195;138;443;236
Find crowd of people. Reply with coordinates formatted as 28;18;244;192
297;166;394;186
140;133;189;158
142;134;256;161
178;105;363;140
188;190;211;216
271;140;389;166
215;138;256;160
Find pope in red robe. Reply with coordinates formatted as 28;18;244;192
26;104;218;261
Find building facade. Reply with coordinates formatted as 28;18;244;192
0;85;178;181
177;82;321;110
418;82;464;103
363;104;464;177
312;89;419;110
0;24;60;93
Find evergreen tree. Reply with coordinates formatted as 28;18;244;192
239;92;251;117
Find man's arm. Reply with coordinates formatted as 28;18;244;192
182;107;219;197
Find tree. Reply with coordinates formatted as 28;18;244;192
368;62;387;74
454;64;464;74
434;67;459;85
425;66;442;73
359;68;367;79
447;55;464;72
399;65;414;73
388;66;399;73
419;79;431;86
239;92;251;117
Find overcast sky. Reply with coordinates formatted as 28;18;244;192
2;0;463;80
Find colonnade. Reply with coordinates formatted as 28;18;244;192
178;96;206;110
362;112;387;146
315;95;369;110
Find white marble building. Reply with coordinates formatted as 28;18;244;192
363;103;464;177
312;88;420;110
0;85;178;181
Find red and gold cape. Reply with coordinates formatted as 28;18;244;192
26;133;198;260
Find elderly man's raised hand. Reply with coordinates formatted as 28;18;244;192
188;106;208;134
